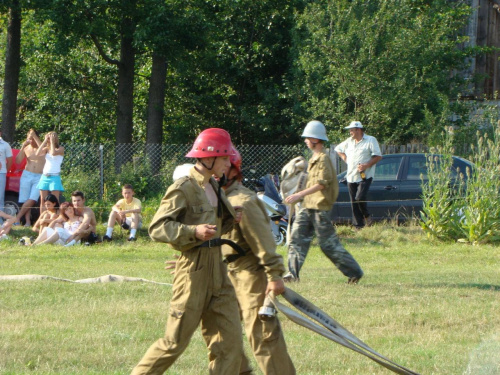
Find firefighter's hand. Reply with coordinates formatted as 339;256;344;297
266;279;285;296
195;224;217;240
285;192;302;205
165;255;179;275
233;206;243;224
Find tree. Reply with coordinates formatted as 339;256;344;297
1;0;21;142
10;10;118;143
43;0;139;168
294;0;477;144
160;0;307;145
136;0;209;171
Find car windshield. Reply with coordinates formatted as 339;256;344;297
407;155;473;180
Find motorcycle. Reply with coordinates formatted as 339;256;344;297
253;174;288;246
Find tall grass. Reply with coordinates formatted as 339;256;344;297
421;122;500;244
1;224;499;374
456;125;500;243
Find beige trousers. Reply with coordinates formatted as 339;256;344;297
228;264;295;375
131;246;243;375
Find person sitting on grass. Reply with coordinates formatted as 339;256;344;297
31;202;83;247
32;194;60;233
0;211;17;239
103;184;142;242
71;191;99;245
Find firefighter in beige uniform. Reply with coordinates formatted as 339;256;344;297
131;128;244;375
222;146;295;375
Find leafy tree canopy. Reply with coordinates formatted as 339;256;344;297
294;0;478;144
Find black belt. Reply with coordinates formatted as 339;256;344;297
199;238;247;264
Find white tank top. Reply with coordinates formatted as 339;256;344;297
43;153;64;174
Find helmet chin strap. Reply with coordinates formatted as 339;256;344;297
218;173;228;187
199;157;217;171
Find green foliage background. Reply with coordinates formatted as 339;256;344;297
0;0;492;146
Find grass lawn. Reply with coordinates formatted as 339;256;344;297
0;223;499;374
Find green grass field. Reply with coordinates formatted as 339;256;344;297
1;224;499;374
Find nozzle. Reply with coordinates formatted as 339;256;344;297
258;296;277;321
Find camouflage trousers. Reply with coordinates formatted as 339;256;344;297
287;208;363;280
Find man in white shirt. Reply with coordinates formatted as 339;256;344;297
0;130;13;219
335;121;382;230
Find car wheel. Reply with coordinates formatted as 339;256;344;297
273;229;285;246
4;194;20;217
281;225;289;243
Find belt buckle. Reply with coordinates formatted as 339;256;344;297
207;238;220;247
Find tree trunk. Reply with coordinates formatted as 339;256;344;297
1;1;21;142
146;53;167;174
115;13;136;171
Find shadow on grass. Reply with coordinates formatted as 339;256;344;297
362;282;500;292
443;283;500;291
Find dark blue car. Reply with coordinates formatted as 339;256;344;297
331;153;474;223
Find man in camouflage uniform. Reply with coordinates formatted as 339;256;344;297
284;120;364;284
222;146;295;375
131;128;243;375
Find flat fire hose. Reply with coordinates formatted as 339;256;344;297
270;288;420;375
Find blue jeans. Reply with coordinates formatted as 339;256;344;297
0;173;6;221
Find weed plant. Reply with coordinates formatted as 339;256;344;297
456;124;500;243
420;131;464;240
421;121;500;243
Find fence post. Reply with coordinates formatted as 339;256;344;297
99;144;104;200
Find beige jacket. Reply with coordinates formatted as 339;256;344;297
303;150;339;211
149;167;235;250
222;183;285;282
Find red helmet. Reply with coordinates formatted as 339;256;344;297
229;145;242;172
185;128;235;158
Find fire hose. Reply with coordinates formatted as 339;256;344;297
269;288;420;375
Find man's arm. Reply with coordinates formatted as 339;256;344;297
336;151;347;163
284;183;324;205
6;156;13;171
358;155;382;172
236;196;286;294
16;141;30;164
72;209;93;236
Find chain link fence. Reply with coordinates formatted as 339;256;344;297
10;141;431;206
9;143;311;204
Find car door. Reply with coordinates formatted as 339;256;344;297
331;154;404;222
399;154;427;218
366;155;404;220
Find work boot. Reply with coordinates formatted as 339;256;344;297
347;276;362;285
283;272;299;283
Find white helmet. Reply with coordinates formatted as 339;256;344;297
301;120;328;141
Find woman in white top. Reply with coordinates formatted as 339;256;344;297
31;202;83;246
36;131;65;212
